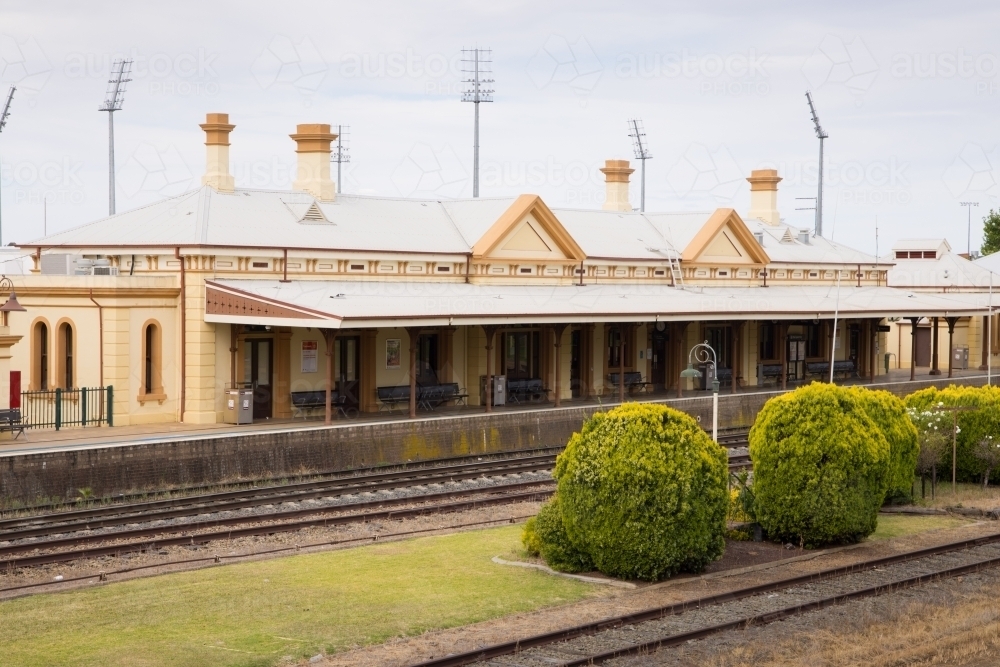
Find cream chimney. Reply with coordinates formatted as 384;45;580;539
290;123;337;201
600;159;634;212
746;169;782;225
200;113;235;192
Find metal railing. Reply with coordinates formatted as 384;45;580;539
19;387;114;430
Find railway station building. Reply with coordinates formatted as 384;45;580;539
3;114;990;426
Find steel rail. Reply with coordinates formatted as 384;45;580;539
0;484;557;568
0;452;560;528
0;457;557;540
0;446;567;517
409;531;1000;667
560;552;1000;665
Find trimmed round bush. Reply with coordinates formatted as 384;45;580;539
846;387;919;501
905;385;1000;484
553;403;729;581
521;496;593;572
750;383;891;547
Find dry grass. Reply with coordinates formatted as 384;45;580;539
913;481;1000;510
697;576;1000;667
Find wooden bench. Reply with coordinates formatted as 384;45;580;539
805;360;857;380
377;383;469;413
607;372;651;395
757;364;783;385
0;408;25;439
507;378;546;404
290;390;356;419
377;385;410;413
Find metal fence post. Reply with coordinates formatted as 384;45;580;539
107;385;113;427
81;388;88;427
55;388;62;431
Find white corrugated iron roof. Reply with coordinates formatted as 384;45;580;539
206;279;989;329
24;185;881;268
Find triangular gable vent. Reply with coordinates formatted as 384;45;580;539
301;202;327;222
780;228;796;243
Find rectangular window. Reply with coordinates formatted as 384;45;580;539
607;327;632;369
805;323;822;358
759;323;775;361
503;331;540;380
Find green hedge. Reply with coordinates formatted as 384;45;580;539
905;384;1000;483
552;402;729;581
846;387;919;500
750;383;891;546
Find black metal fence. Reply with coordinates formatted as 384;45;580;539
19;387;113;430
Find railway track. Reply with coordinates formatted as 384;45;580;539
0;430;751;572
410;532;1000;667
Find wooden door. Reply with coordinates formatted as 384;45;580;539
915;327;932;367
651;326;668;388
244;339;273;420
338;336;361;409
570;329;582;398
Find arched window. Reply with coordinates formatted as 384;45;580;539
32;320;49;390
139;320;163;401
56;321;75;389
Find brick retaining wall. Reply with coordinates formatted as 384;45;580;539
0;375;987;503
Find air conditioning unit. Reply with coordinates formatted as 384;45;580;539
74;258;119;276
41;254;75;275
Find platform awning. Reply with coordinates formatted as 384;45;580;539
204;279;994;329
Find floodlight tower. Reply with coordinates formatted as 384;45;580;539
331;124;350;194
0;85;14;247
805;91;828;237
461;48;494;198
99;59;133;215
628;119;652;212
960;201;979;255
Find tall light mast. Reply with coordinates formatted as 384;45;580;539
461;48;494;198
805;91;828;237
628;119;652;212
0;85;15;246
331;124;350;194
99;59;132;215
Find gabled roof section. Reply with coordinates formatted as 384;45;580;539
681;208;770;264
471;194;586;261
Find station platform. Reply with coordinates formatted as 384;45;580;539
0;367;987;458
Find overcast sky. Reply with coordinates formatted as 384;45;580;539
1;0;998;255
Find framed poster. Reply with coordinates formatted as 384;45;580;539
301;340;318;373
385;338;401;369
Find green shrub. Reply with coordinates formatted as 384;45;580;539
521;516;542;557
846;387;919;501
520;497;592;572
750;383;891;547
905;385;1000;484
553;402;729;581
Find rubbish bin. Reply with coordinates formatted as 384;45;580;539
698;363;716;391
953;346;969;370
224;388;253;424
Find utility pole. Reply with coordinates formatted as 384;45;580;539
628;119;652;212
99;59;133;215
805;91;828;238
960;201;979;255
461;48;494;198
331;124;350;194
0;85;15;247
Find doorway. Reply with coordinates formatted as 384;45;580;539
915;326;932;367
849;325;861;368
651;323;668;389
244;338;273;420
337;336;361;409
570;329;582;397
